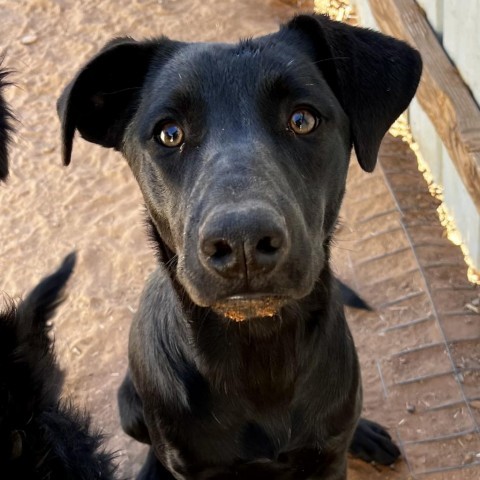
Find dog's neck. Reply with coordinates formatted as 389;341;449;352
197;269;335;405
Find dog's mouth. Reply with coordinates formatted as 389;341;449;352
212;294;289;321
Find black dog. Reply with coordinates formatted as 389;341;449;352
58;14;421;479
0;253;116;479
0;74;115;478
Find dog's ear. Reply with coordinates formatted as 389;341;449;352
57;37;179;166
0;67;14;181
285;14;422;172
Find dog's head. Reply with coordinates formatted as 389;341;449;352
58;15;421;320
0;65;13;181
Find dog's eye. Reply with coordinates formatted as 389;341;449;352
288;109;319;135
155;122;184;148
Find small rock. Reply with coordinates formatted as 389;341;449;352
20;34;38;45
406;403;416;414
463;452;475;465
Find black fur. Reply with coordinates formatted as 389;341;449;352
0;64;13;181
0;254;116;479
58;14;419;479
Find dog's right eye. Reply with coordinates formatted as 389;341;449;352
154;122;184;148
288;108;320;135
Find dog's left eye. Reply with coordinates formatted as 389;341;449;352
154;122;184;148
288;109;319;135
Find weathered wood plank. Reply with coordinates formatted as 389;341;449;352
416;0;443;35
368;0;480;214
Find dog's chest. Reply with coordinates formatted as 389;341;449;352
164;389;314;463
159;401;333;480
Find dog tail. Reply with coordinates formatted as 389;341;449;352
338;279;372;311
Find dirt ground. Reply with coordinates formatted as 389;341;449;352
0;0;479;479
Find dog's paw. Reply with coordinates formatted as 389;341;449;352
349;418;401;465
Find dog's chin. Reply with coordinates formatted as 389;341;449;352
211;295;290;322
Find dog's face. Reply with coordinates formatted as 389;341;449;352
127;40;351;317
58;15;422;319
0;307;56;468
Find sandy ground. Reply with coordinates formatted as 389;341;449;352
0;0;479;479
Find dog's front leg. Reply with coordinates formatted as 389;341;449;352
118;369;151;444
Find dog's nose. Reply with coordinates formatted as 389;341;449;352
199;204;289;279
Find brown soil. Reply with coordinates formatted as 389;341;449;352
0;1;478;478
335;139;480;479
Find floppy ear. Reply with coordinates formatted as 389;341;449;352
57;37;179;166
0;67;13;181
285;14;422;172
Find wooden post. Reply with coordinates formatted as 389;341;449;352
368;0;480;215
